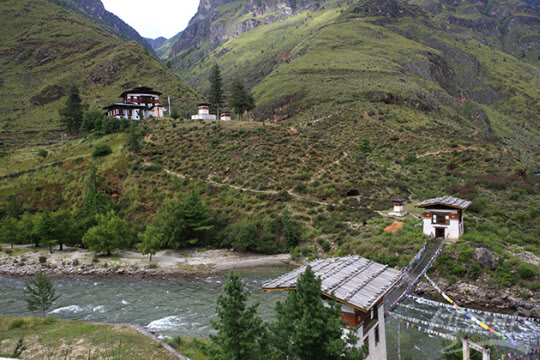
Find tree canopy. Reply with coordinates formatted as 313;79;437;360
210;271;267;360
82;211;133;256
24;270;59;318
59;85;83;135
208;63;225;116
229;78;255;121
270;266;365;360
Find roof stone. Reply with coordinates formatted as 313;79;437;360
414;196;472;210
262;256;402;311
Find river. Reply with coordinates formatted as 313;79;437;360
0;268;537;359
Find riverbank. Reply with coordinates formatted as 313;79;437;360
1;244;538;319
0;245;295;277
0;316;187;360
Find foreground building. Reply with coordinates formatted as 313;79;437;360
414;196;471;239
263;256;403;360
104;86;164;120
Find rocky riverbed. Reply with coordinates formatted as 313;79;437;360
1;245;538;319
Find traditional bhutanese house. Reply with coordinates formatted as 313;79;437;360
191;102;217;121
388;196;408;217
414;196;471;239
103;86;164;120
263;256;403;360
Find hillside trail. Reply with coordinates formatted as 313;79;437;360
139;132;331;206
307;151;348;184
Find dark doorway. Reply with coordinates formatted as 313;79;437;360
347;189;360;196
435;228;445;238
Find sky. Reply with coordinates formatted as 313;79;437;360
101;0;200;39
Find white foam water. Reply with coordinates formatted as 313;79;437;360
50;305;84;314
147;316;185;332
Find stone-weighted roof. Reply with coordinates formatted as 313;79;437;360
414;196;471;210
262;256;402;311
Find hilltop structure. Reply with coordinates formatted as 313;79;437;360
191;102;216;120
415;196;472;239
388;196;408;217
104;86;164;120
263;256;403;360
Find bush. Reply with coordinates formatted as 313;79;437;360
92;144;112;158
37;149;48;158
38;256;47;264
518;264;535;279
43;316;57;325
9;319;25;330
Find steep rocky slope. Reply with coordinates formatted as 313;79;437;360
50;0;154;50
168;0;539;166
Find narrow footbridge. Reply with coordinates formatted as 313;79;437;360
384;236;446;316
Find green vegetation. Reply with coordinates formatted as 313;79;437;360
0;317;179;359
208;268;367;360
23;271;59;318
0;0;198;130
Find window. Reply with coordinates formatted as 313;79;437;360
375;325;380;344
363;337;370;356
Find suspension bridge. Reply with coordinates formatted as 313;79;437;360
381;235;540;359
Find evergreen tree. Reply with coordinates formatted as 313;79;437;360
54;210;78;251
82;211;133;256
126;124;142;152
208;63;225;118
155;191;213;249
35;211;57;253
82;163;113;230
6;194;23;220
228;78;256;121
270;266;365;360
24;270;59;318
210;271;267;360
59;85;83;135
0;216;20;248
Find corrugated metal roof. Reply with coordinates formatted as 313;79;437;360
262;256;403;311
414;196;471;210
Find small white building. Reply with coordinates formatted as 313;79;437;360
104;86;164;120
220;111;232;121
414;196;471;239
191;102;217;121
263;256;403;360
388;196;408;217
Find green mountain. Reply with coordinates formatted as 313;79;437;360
0;0;199;130
167;0;539;166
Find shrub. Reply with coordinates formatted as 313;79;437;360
9;319;25;330
43;316;57;325
37;149;48;158
92;144;112;158
38;256;47;264
518;264;535;279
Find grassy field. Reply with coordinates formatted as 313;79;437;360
0;316;179;360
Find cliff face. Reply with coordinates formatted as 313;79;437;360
170;0;321;57
50;0;153;50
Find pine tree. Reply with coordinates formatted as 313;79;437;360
210;271;267;360
35;211;57;253
208;63;224;118
24;270;59;318
82;163;113;231
59;85;83;135
270;266;365;360
228;78;255;121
